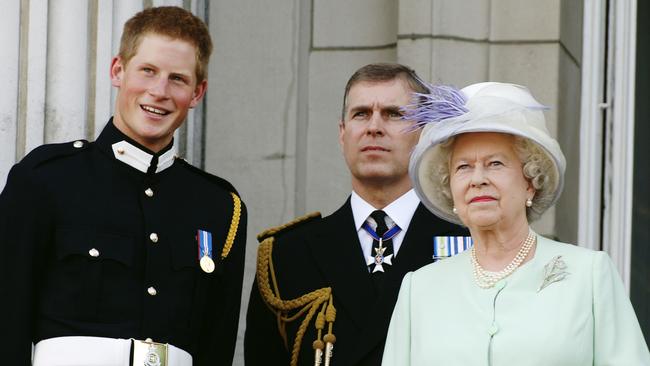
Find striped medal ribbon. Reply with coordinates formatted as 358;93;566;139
197;229;215;273
433;236;474;260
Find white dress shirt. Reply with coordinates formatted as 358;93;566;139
350;189;420;260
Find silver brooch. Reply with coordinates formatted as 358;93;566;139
537;255;569;292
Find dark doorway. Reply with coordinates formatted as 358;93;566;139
630;0;650;344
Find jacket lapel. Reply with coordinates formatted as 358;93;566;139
306;199;375;329
348;204;437;362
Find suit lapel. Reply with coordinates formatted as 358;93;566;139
349;204;449;364
306;199;375;329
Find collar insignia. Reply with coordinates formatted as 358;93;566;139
111;140;177;173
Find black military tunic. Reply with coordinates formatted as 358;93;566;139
0;119;247;366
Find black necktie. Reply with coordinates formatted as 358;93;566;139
368;210;395;276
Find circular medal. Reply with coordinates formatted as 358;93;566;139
200;256;215;273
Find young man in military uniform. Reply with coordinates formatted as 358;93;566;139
0;6;246;366
244;63;468;366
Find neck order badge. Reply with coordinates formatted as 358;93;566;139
197;229;215;273
362;221;401;273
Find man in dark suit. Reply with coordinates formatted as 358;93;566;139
0;7;246;366
244;63;468;366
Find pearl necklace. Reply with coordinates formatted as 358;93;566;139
470;229;536;289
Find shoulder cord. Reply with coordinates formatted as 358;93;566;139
257;212;321;241
257;236;337;366
221;192;241;259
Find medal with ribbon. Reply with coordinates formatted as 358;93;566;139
197;229;215;273
362;222;401;272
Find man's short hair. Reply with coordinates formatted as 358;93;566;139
119;6;213;82
341;63;428;121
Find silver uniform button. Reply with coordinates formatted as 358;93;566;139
149;233;159;243
117;147;125;155
73;141;84;148
147;287;157;296
145;188;154;197
88;248;100;257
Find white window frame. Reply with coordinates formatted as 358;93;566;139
579;0;637;292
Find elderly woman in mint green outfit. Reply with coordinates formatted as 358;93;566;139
382;82;650;365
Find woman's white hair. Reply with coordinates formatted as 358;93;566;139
433;133;558;222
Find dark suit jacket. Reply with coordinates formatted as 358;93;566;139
245;198;467;366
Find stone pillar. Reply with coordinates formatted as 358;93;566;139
0;1;21;187
556;0;584;244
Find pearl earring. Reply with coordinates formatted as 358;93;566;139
525;198;533;207
452;207;458;214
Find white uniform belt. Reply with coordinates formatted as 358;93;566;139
33;336;192;366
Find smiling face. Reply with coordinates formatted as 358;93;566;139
449;132;534;230
338;79;421;192
110;33;207;152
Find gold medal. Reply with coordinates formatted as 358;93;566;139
200;255;215;273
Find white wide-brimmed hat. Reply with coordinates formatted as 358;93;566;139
407;82;566;225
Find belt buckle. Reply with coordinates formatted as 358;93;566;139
132;338;168;366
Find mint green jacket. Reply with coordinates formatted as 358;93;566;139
382;235;650;366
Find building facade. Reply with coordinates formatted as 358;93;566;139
1;0;647;362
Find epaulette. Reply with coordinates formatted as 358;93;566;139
173;158;243;262
19;140;90;169
255;211;335;366
174;158;239;196
256;212;322;242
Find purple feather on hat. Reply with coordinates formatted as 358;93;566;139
402;82;468;131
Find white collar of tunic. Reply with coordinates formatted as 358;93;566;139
111;140;177;174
